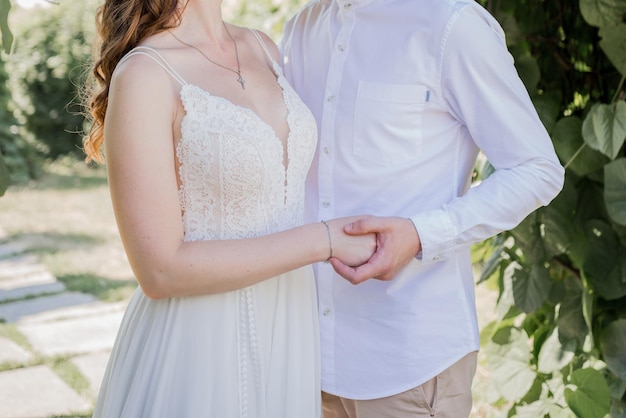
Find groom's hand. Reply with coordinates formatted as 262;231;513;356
329;217;421;284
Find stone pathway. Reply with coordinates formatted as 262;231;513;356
0;228;126;418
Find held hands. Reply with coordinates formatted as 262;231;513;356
325;216;377;268
330;216;422;285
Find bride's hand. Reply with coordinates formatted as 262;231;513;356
326;216;376;267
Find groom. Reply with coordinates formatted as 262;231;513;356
281;0;564;416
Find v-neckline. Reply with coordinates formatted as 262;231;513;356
182;77;291;151
179;70;294;199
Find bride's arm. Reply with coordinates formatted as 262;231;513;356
103;53;373;300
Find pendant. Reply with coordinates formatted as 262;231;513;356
237;73;246;90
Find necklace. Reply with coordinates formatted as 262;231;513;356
169;23;245;90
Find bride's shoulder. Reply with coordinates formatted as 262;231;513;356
232;25;281;63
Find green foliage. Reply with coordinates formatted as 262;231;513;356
224;0;305;41
0;0;11;54
8;0;97;160
476;0;626;416
0;0;10;193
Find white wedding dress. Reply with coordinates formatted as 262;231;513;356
92;31;321;418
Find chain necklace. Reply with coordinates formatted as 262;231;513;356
169;23;245;90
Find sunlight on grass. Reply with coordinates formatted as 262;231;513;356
48;356;92;400
0;324;42;372
0;159;135;294
0;323;33;351
57;274;136;303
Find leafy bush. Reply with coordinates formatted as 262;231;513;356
8;0;97;160
0;0;34;188
474;1;626;417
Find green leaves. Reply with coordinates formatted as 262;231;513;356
565;368;611;418
580;0;626;27
582;102;626;160
0;0;11;191
580;0;626;76
599;24;626;77
582;220;626;300
511;262;552;313
602;319;626;381
605;158;626;225
0;0;12;54
537;329;576;373
552;116;608;176
486;327;537;401
0;150;8;196
476;1;626;415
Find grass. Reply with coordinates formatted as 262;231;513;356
0;158;128;417
0;158;137;295
48;355;93;400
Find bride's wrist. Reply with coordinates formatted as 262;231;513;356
320;220;333;262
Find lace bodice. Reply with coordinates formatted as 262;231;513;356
176;68;317;242
118;36;316;242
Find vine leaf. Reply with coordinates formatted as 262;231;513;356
538;329;576;374
579;0;626;28
565;368;611;418
605;158;626;225
552;116;609;176
511;262;551;313
602;319;626;382
582;220;626;300
557;276;588;344
486;327;536;401
599;23;626;77
582;102;626;160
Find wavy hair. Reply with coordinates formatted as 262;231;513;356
83;0;183;163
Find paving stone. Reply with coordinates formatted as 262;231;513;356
0;336;33;364
0;292;96;323
0;242;28;259
0;255;64;302
17;301;126;357
0;365;91;418
71;351;111;397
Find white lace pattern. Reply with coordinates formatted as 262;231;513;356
177;77;316;241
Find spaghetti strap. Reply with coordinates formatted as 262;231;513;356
249;29;281;71
118;46;187;86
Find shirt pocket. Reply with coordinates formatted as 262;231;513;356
353;82;429;166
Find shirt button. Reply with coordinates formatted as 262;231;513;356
322;147;329;155
322;308;331;316
322;201;331;208
344;2;352;7
337;45;344;52
326;95;335;102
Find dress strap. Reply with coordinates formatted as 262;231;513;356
118;46;187;86
249;29;280;72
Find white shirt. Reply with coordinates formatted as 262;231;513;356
281;0;564;400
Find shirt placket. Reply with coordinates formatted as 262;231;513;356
317;0;355;391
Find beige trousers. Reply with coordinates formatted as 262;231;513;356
322;351;478;418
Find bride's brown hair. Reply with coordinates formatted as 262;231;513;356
83;0;183;163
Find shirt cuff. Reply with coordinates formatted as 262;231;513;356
409;208;456;263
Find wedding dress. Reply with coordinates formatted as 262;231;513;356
92;30;321;418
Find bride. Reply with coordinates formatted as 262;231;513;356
82;0;375;416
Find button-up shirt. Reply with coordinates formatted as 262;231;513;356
281;0;564;400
